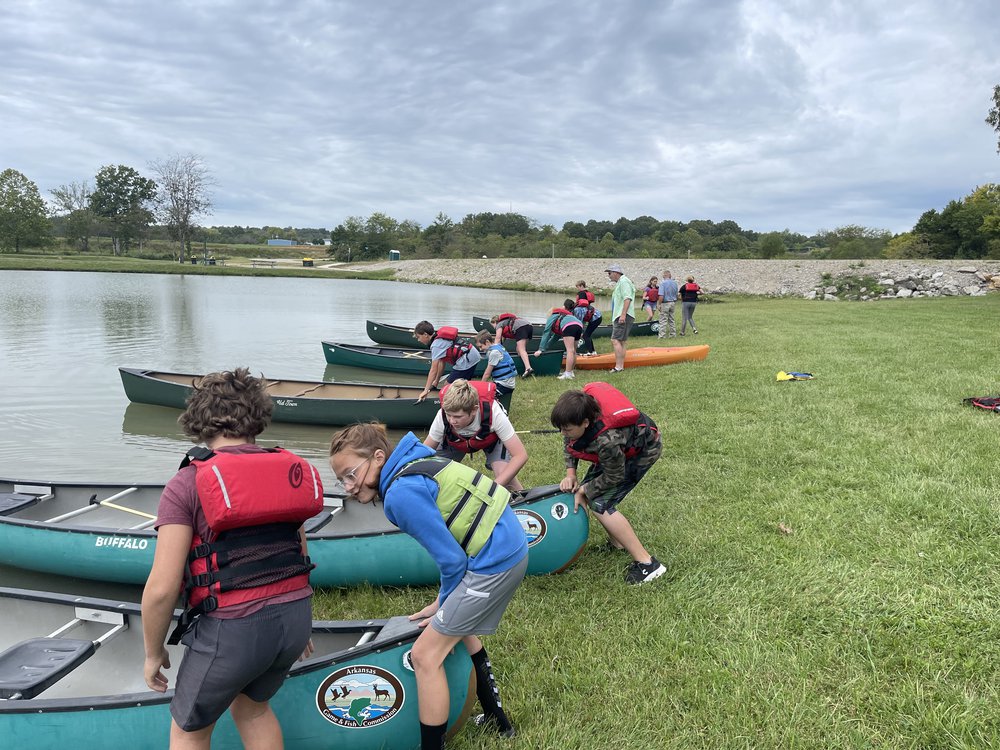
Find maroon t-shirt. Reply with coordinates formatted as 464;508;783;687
156;444;313;618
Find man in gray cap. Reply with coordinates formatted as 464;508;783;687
605;263;635;372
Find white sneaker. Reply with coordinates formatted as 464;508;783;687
557;371;575;379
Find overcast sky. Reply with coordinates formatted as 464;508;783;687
3;1;999;236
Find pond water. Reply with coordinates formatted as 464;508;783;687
0;269;565;596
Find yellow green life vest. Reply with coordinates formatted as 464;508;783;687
393;458;509;557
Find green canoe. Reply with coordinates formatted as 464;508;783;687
365;320;561;352
322;341;564;377
0;479;588;587
119;367;440;428
0;587;473;749
472;314;660;338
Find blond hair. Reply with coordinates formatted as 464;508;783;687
441;379;479;413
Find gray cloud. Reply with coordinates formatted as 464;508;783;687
1;0;998;235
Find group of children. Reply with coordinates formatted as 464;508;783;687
141;354;666;749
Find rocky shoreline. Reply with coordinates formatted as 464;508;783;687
352;258;1000;298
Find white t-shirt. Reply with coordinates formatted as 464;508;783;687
428;401;516;445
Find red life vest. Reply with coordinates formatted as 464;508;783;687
575;292;597;322
439;380;499;453
549;308;579;336
495;313;518;339
434;326;473;364
168;447;324;644
565;382;656;463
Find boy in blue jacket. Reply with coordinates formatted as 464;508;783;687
329;423;527;749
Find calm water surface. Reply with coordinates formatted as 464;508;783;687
0;270;567;595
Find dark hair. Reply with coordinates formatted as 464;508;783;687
329;421;392;460
178;367;272;443
550;389;601;428
413;320;435;336
563;298;576;310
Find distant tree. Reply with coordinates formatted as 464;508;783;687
561;220;588;239
670;228;703;258
987;84;1000;153
149;154;214;260
50;181;96;251
758;232;785;258
816;225;890;258
884;232;934;259
89;165;157;255
424;212;454;255
0;169;50;252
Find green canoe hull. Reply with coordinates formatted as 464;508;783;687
0;588;473;750
119;367;441;428
365;320;561;352
322;342;564;377
472;314;660;338
0;480;588;587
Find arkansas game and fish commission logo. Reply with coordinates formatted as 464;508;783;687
316;665;404;728
515;509;546;547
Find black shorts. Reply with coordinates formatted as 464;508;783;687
561;324;583;341
171;597;312;731
512;325;533;342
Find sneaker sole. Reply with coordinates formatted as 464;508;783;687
638;564;666;584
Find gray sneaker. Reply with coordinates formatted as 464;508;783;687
624;557;666;585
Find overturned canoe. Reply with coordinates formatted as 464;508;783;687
0;587;473;750
472;314;660;338
119;367;440;428
0;479;588;587
322;341;564;377
574;345;710;370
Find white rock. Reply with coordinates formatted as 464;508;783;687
804;290;817;300
932;271;944;280
824;285;837;294
965;286;986;296
824;293;838;301
896;288;913;298
957;266;977;273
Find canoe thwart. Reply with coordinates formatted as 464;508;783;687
0;637;96;700
45;487;142;524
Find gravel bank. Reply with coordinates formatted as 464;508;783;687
352;258;1000;297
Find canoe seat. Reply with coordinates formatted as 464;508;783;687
304;510;333;533
0;492;40;516
0;637;95;700
515;484;563;504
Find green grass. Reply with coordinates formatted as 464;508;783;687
0;253;395;280
314;295;1000;749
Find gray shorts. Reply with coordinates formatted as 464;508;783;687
611;316;634;341
431;554;528;637
436;441;510;470
171;596;312;731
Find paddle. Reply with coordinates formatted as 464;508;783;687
515;429;561;435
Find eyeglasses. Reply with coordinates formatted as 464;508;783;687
338;456;371;488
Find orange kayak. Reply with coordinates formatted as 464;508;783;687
572;345;710;370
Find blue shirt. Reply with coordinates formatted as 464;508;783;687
658;278;679;302
379;432;527;603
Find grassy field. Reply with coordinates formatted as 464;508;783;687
312;295;1000;749
0;251;395;281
